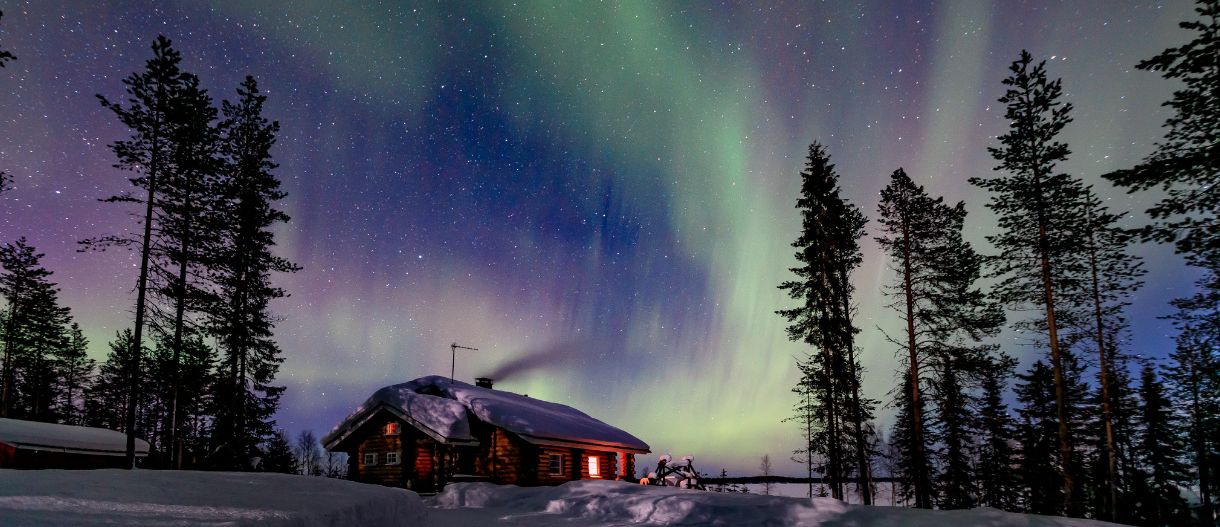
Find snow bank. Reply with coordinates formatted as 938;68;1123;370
429;480;1129;527
0;469;427;526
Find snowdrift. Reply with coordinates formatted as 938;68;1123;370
0;469;426;526
429;480;1130;527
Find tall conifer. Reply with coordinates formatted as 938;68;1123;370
970;50;1087;511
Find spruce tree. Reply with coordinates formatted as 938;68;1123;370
208;77;298;470
1166;324;1218;526
970;50;1088;511
0;238;71;421
976;362;1019;511
53;323;93;425
778;142;867;500
154;70;221;469
1103;0;1219;267
1134;365;1192;526
1016;360;1065;515
90;35;191;466
84;330;148;433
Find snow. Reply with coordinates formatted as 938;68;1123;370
325;376;648;452
0;417;149;456
411;375;648;451
428;480;1131;527
0;469;426;526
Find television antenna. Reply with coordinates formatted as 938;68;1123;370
450;342;478;383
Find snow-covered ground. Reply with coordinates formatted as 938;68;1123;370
0;470;1129;526
0;469;426;526
428;480;1129;527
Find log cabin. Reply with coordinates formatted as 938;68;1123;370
0;417;150;469
322;375;649;493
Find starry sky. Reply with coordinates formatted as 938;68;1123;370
0;1;1206;476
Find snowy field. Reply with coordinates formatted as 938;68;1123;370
0;469;426;526
428;480;1129;526
0;470;1129;526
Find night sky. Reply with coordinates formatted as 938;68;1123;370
0;1;1205;475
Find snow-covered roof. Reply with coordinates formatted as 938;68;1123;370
0;417;150;457
324;376;649;454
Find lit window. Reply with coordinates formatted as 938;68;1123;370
363;452;378;466
386;451;400;465
588;456;600;477
385;422;400;436
548;453;563;475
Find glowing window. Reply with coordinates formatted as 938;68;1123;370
385;422;400;436
588;456;599;477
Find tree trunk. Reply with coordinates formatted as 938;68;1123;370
1085;206;1118;520
839;264;872;505
127;107;163;468
901;214;931;508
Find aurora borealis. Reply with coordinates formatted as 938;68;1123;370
0;1;1205;475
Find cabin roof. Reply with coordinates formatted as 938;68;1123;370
323;376;650;454
0;417;150;457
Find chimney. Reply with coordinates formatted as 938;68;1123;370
475;377;494;389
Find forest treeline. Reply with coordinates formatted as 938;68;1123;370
0;33;303;472
777;1;1218;526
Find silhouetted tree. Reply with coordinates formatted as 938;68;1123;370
970;50;1088;512
208;77;298;470
975;361;1019;511
90;35;192;467
0;238;71;421
1132;365;1192;526
53;323;93;425
1103;0;1220;268
778;142;870;501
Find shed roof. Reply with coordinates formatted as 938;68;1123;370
0;417;150;457
323;376;649;454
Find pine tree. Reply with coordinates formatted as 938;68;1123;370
208;77;298;470
1103;0;1219;268
778;142;869;500
0;10;14;68
877;168;1005;508
90;35;191;467
970;50;1088;512
53;323;93;425
153;69;221;470
1075;188;1146;520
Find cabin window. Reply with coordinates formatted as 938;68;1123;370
386;451;400;465
547;453;563;475
588;456;600;477
363;452;378;466
385;422;400;436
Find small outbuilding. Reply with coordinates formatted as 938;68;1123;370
0;417;150;469
323;375;649;492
